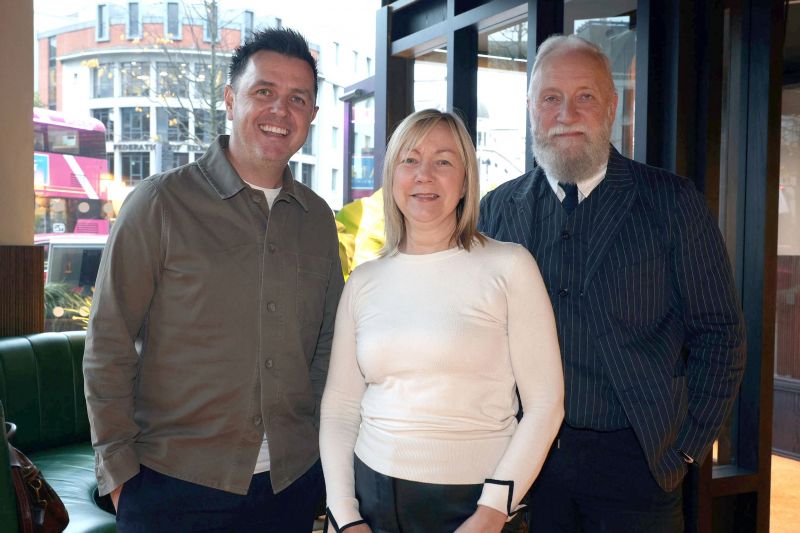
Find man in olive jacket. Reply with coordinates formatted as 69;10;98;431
84;28;343;532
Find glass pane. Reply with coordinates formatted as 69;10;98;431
349;96;375;201
565;0;637;158
773;37;800;456
157;62;189;98
477;20;528;196
120;61;149;97
92;63;114;98
414;48;447;111
715;6;743;469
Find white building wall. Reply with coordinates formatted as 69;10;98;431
42;0;378;211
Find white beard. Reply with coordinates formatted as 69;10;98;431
531;118;613;184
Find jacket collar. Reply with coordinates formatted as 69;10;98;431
196;135;309;211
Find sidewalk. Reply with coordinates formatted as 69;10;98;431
771;454;800;532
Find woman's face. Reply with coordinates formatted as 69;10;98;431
392;122;466;234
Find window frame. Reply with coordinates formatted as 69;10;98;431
127;2;141;40
165;2;182;40
96;3;110;42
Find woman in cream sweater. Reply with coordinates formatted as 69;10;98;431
320;109;564;533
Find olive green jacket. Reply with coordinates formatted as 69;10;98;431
84;135;343;496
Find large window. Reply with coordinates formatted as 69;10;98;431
414;48;447;111
194;109;226;144
773;3;800;460
157;62;189;98
477;20;528;196
121;62;150;97
91;108;114;142
161;149;189;172
120;107;150;141
158;108;189;142
92;63;115;98
121;153;150;185
193;63;226;102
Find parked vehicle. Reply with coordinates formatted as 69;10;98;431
35;233;107;292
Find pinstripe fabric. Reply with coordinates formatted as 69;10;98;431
536;178;630;429
479;147;746;491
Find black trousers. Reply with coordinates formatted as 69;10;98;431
352;455;527;533
528;425;683;533
116;461;323;533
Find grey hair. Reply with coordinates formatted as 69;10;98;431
527;34;616;99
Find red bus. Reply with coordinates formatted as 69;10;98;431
33;107;113;235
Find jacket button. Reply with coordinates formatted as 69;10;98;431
265;359;274;369
561;230;571;240
268;243;276;253
267;302;277;312
559;288;569;297
253;416;262;426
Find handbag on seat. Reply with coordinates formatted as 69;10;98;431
5;421;69;533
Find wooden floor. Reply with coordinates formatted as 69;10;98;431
771;454;800;532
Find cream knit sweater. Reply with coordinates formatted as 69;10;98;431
320;238;564;527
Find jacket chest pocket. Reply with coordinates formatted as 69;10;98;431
612;253;670;327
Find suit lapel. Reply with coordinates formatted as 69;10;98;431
583;148;637;290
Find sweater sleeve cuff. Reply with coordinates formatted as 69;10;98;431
476;479;514;518
325;498;364;532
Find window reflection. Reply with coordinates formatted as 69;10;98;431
121;61;150;97
349;96;375;201
414;48;447;111
477;21;528;195
157;62;189;98
92;62;114;98
774;82;800;458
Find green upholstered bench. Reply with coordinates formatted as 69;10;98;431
0;331;116;533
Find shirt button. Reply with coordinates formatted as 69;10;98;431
265;359;274;369
267;302;277;312
559;288;569;297
561;230;571;240
268;243;277;253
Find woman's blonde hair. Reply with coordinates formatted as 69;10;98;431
380;109;484;256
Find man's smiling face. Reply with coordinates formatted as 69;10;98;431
224;50;318;180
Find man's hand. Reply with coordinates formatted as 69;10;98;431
110;484;123;511
454;505;507;533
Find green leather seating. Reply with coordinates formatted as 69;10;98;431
0;331;115;532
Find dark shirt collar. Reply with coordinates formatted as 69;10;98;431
196;135;309;211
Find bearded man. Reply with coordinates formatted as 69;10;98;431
479;35;745;533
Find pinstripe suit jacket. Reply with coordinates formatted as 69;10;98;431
479;147;746;491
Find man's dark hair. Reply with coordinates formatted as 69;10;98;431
229;27;318;99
